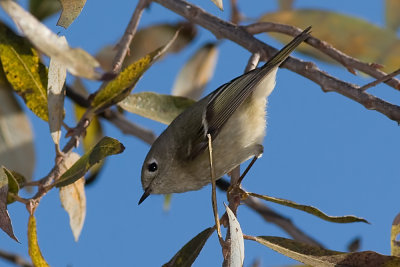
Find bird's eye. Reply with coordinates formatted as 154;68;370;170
147;162;158;172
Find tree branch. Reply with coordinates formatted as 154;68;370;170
66;85;156;145
359;68;400;91
112;0;150;73
244;22;400;90
0;249;33;267
153;0;400;123
101;110;156;145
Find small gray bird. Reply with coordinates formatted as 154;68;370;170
139;27;311;204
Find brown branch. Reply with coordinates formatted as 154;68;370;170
101;110;156;145
0;249;33;267
112;0;150;73
66;85;156;145
359;68;400;91
244;22;400;90
153;0;400;123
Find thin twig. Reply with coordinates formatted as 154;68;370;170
0;249;33;267
112;0;150;73
9;193;29;205
244;22;400;90
228;167;240;192
237;156;258;185
359;68;400;91
153;0;400;123
216;179;324;247
66;85;156;145
102;110;156;145
243;234;256;241
207;134;223;243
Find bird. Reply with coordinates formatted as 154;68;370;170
139;27;311;204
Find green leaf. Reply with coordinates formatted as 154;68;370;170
248;192;369;224
57;0;87;28
92;33;179;112
29;0;61;21
3;167;20;204
0;65;35;180
163;227;215;267
118;92;195;125
47;36;67;146
260;9;400;72
28;215;50;267
249;236;400;267
172;43;218;100
0;23;48;121
0;167;18;242
386;0;400;31
391;213;400;256
1;0;103;80
55;137;125;187
96;22;197;71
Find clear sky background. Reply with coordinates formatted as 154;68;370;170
1;0;399;266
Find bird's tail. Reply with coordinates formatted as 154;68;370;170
260;26;311;72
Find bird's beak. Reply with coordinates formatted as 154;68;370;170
138;187;152;205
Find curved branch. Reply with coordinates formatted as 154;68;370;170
245;22;400;91
153;0;400;123
0;249;32;267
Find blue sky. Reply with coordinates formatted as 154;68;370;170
1;0;399;266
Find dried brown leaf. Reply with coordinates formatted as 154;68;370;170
172;43;218;100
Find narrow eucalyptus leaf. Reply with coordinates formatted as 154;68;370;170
248;192;369;224
251;236;400;267
119;92;195;125
163;227;215;267
55;137;124;187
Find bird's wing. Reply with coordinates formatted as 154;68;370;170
186;26;311;160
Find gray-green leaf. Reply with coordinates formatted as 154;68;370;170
248;192;369;224
119;92;195;125
55;137;125;187
163;227;215;267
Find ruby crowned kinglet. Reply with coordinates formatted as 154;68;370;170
139;27;311;204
